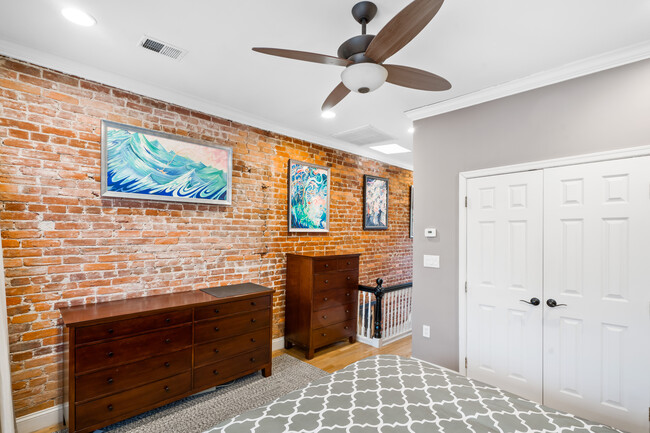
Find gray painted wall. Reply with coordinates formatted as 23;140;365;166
412;58;650;369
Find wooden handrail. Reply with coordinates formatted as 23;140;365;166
357;278;412;339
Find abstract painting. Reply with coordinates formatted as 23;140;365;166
363;175;388;230
101;121;232;205
288;160;330;232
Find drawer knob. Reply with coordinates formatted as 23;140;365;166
344;326;350;330
164;362;170;368
346;310;350;313
107;377;113;384
324;264;329;268
251;301;256;306
108;328;114;334
165;318;171;323
165;338;171;344
323;297;328;301
214;349;220;354
321;333;327;337
107;404;113;411
107;351;114;358
324;280;329;284
346;292;350;297
250;357;256;362
251;318;256;323
164;386;170;392
347;261;351;265
251;338;256;343
213;370;219;376
214;327;219;332
322;315;327;319
347;276;351;280
214;309;220;314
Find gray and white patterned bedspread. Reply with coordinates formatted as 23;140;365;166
205;355;622;433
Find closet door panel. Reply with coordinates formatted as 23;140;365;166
543;156;650;433
466;170;544;402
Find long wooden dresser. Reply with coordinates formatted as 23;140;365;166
285;253;360;359
60;283;272;433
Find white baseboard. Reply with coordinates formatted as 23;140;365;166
15;338;286;433
16;404;62;433
272;336;285;351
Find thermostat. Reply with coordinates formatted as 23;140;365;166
425;228;437;238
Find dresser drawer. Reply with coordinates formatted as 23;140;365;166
194;295;270;322
313;271;358;292
75;309;192;345
75;348;191;402
313;259;337;273
312;304;356;329
337;257;359;271
76;371;191;430
194;309;269;344
193;347;269;390
312;320;355;348
313;287;355;311
194;328;268;367
75;325;191;374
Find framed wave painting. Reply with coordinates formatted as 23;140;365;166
363;174;388;230
100;121;232;205
288;160;330;232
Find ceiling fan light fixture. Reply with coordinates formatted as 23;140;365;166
341;63;388;94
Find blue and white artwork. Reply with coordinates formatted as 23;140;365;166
288;160;330;232
364;175;388;230
101;121;232;205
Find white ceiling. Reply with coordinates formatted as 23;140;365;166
1;0;650;169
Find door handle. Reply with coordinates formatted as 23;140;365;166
519;297;540;306
546;299;567;308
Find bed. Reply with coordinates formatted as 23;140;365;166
205;355;623;433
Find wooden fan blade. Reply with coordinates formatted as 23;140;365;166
384;64;451;91
322;82;351;111
364;0;444;64
252;48;351;67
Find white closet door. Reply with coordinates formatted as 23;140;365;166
466;171;544;402
543;156;650;433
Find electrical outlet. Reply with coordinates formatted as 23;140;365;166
422;325;430;338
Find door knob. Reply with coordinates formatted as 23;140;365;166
519;297;540;306
546;299;567;308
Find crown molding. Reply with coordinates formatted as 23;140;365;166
0;39;413;171
406;40;650;121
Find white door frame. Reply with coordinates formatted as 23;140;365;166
458;144;650;374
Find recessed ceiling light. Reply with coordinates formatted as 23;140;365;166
321;110;336;119
61;8;97;27
369;144;411;154
408;127;415;134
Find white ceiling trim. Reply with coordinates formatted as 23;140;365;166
0;39;413;171
406;40;650;121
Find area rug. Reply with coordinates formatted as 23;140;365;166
58;354;328;433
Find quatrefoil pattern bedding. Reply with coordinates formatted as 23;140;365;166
205;355;622;433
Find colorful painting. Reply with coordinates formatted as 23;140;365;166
101;121;232;205
288;160;330;232
363;175;388;230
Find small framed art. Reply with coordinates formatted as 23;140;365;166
363;174;388;230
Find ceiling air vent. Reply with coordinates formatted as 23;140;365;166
332;125;395;146
139;36;187;60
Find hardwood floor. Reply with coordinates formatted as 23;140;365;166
276;336;412;373
34;337;412;433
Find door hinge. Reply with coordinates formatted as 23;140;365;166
465;281;468;293
465;196;468;207
465;357;468;369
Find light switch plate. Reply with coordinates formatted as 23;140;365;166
423;255;440;268
422;325;430;338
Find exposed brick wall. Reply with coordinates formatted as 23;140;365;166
0;56;413;417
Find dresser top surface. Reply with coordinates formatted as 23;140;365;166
60;283;272;326
286;252;361;260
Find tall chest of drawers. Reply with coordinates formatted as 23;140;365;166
285;253;360;359
60;284;272;433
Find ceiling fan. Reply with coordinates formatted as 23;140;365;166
252;0;451;113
